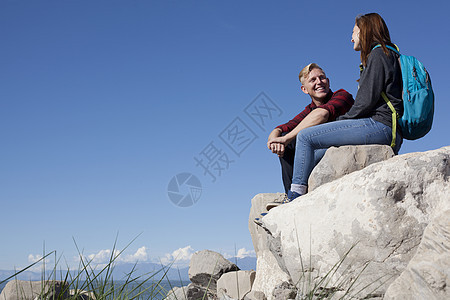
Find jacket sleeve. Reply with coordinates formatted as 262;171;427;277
276;105;311;133
338;49;389;120
317;89;354;121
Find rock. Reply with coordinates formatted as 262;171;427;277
189;250;239;292
270;282;296;300
251;146;450;299
0;280;69;300
165;285;189;300
216;270;256;300
218;292;235;300
243;290;266;300
186;283;216;300
384;209;450;299
165;283;217;300
308;145;394;191
68;289;96;300
248;193;294;299
70;290;95;300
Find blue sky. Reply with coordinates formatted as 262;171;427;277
1;0;449;271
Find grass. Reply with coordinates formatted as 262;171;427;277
0;236;186;300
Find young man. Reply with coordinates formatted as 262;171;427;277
266;63;354;209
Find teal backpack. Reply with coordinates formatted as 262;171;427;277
373;44;434;147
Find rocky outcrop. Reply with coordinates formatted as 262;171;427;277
308;144;394;191
166;250;255;300
250;146;450;299
167;146;449;300
0;280;69;300
189;250;239;292
384;209;450;300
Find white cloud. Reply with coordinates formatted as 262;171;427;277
121;246;149;263
160;246;194;265
223;248;256;259
236;248;256;258
79;246;150;265
87;249;120;264
26;253;57;272
172;246;194;261
28;254;43;263
28;245;195;271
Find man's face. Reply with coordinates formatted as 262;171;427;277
301;68;330;101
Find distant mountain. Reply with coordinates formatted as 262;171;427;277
0;256;256;283
107;256;256;281
109;262;190;281
0;270;43;281
0;263;189;282
230;256;257;271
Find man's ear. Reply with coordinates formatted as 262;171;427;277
300;85;309;95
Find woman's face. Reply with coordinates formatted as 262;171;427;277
352;24;361;51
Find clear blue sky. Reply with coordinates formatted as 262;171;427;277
1;0;449;271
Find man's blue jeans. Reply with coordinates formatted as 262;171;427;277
292;118;402;187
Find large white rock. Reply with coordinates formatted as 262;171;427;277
308;145;394;191
0;280;68;300
252;146;450;299
384;209;450;300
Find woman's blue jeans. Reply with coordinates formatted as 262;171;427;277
292;118;402;187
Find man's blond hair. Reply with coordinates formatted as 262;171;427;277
298;63;325;85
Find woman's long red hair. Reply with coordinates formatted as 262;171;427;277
356;13;392;66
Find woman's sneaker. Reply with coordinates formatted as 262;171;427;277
266;191;301;211
253;212;268;226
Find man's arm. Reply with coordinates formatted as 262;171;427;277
267;89;354;157
268;127;282;141
322;89;355;121
267;128;282;148
269;108;329;148
268;105;312;156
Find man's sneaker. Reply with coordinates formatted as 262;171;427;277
266;191;302;211
253;212;268;226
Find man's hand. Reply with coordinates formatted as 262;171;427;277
267;108;330;158
267;128;282;149
267;128;285;156
268;134;288;157
269;142;285;157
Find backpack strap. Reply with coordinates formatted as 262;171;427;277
381;92;398;148
372;44;400;55
373;44;401;148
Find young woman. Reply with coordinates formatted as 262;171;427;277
267;13;403;209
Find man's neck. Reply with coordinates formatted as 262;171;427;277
311;90;331;106
312;98;326;106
